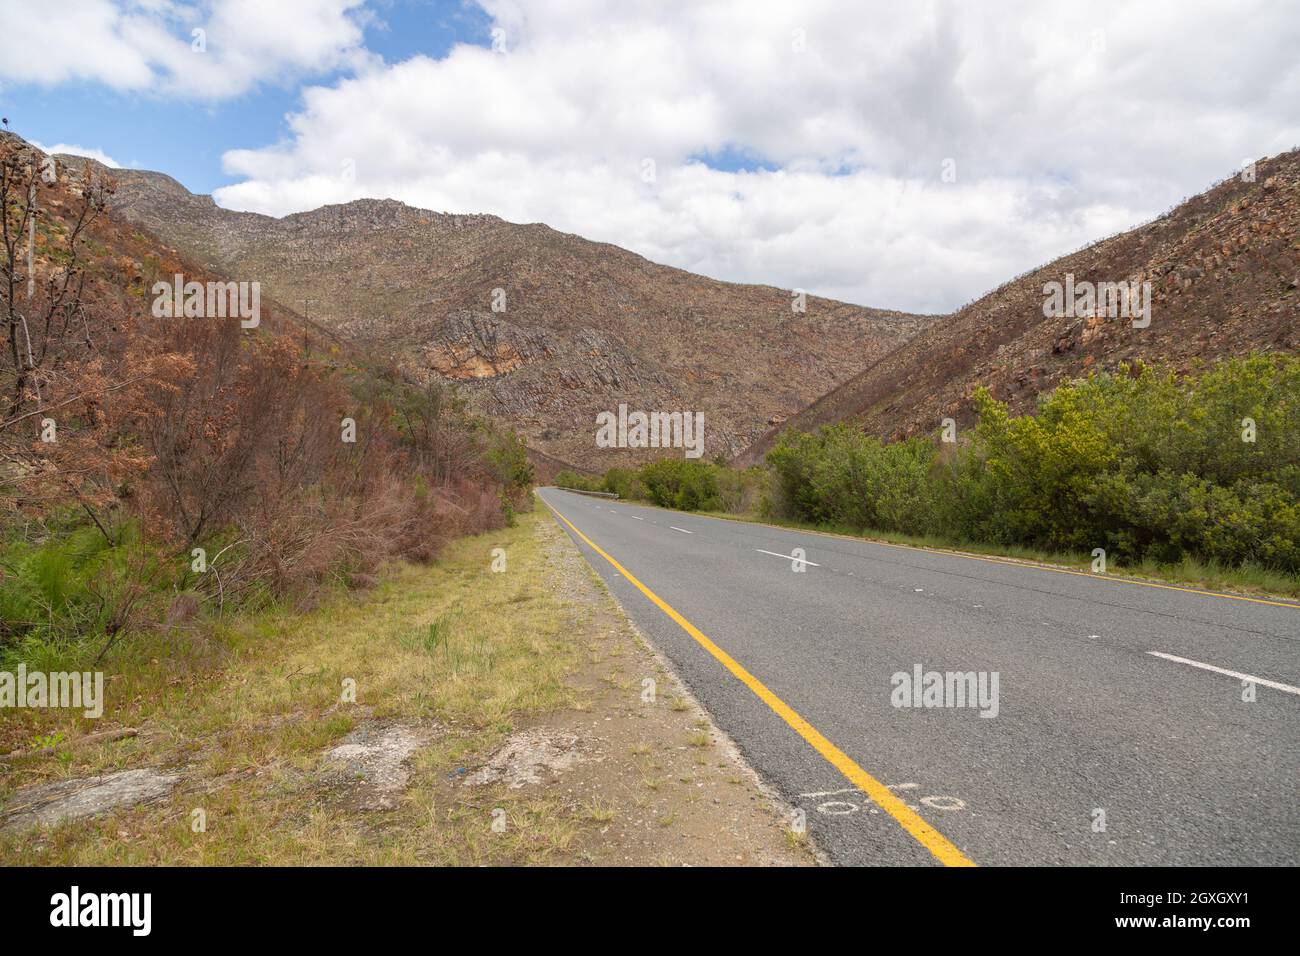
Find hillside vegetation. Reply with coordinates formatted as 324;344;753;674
738;149;1300;465
0;134;530;671
82;156;934;472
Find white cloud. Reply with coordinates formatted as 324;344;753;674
14;1;1300;311
31;140;122;167
206;0;1300;311
0;0;369;99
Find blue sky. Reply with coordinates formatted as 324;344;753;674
5;0;780;195
3;1;493;194
2;1;1297;312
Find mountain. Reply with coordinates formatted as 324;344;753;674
736;150;1300;465
76;160;935;471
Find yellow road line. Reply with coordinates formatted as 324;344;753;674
543;498;976;867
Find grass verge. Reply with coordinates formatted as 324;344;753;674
1;509;813;866
0;511;587;864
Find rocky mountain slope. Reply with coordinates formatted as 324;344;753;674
80;161;935;470
737;150;1300;465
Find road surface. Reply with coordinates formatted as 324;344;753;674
538;487;1300;866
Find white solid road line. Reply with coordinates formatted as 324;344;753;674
755;548;821;567
670;526;693;534
1147;651;1300;696
632;516;644;520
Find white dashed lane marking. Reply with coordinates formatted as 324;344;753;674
755;548;821;567
1147;651;1300;696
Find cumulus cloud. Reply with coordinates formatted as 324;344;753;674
15;1;1300;310
207;0;1300;311
0;0;370;99
31;140;122;168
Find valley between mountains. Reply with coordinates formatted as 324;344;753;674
86;156;935;473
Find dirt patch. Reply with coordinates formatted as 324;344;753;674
464;729;589;788
321;722;438;810
1;768;180;834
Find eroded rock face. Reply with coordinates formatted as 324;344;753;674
420;310;555;380
463;729;587;789
1;768;180;833
321;723;437;810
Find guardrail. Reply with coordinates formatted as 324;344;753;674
556;487;619;499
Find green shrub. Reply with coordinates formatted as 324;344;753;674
767;426;938;534
764;355;1300;574
600;467;645;501
639;459;721;511
715;466;768;514
553;470;602;492
0;521;167;665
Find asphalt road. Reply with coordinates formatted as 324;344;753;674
538;487;1300;866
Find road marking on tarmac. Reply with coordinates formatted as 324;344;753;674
663;508;1300;611
670;526;693;534
544;496;974;867
800;785;968;815
1147;651;1300;696
756;548;821;567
